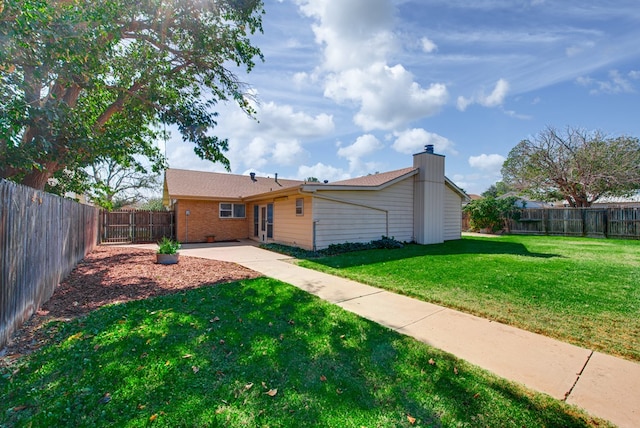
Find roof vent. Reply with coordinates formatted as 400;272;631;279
425;144;434;154
249;172;256;182
323;180;329;184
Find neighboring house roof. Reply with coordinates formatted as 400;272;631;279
468;194;483;200
592;191;640;205
498;192;552;208
164;169;303;200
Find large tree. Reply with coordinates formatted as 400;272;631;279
502;126;640;207
0;0;264;190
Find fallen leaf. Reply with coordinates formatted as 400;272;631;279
137;404;146;410
211;317;220;322
320;375;327;382
192;366;200;374
261;381;267;389
182;354;193;359
93;344;101;351
145;339;152;345
12;405;28;412
454;367;459;375
288;319;295;325
244;382;254;390
149;413;158;422
407;414;416;424
165;361;171;366
428;358;435;366
99;393;111;404
265;389;278;397
473;392;480;399
339;334;346;339
219;339;225;345
336;388;343;394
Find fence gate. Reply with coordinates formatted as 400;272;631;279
100;209;175;243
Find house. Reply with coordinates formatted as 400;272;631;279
163;146;468;250
591;191;640;208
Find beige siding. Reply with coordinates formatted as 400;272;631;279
313;178;414;249
444;185;463;240
273;196;313;249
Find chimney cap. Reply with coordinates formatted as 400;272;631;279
425;144;434;154
249;172;256;181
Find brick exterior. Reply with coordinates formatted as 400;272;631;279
175;200;250;243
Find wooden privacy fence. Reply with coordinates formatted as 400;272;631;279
100;209;174;243
0;179;99;349
508;207;640;239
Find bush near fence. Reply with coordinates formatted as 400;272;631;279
0;179;99;349
497;208;639;239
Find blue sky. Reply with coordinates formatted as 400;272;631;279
164;0;640;195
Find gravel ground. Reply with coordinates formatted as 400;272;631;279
0;245;261;366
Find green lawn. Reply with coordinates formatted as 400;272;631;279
298;235;640;362
1;278;607;427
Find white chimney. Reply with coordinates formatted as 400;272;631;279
413;147;445;245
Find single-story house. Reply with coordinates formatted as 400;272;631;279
163;146;469;250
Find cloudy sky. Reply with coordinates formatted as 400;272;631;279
164;0;640;195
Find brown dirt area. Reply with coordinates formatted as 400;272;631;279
0;246;261;366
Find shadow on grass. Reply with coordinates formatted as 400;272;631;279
1;278;602;427
305;237;562;270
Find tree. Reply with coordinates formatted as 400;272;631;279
139;197;166;211
306;177;320;182
0;0;264;191
502;126;640;207
463;196;520;233
481;181;511;198
85;159;161;209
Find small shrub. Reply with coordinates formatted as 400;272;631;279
371;236;404;249
261;236;404;258
157;237;181;254
463;197;520;232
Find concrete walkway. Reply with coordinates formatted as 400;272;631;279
143;240;639;428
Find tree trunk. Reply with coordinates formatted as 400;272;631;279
21;169;53;190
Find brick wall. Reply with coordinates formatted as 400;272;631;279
175;200;250;243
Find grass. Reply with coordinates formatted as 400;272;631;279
298;235;640;362
0;278;608;427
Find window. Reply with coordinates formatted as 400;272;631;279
220;203;246;218
295;198;304;216
253;205;259;236
267;203;273;238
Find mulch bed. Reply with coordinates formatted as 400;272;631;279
0;246;261;366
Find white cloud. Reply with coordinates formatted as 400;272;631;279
296;0;396;71
325;63;449;130
565;41;595;57
295;0;448;131
297;162;351;182
576;69;636;94
421;37;438;53
468;154;506;171
337;134;385;174
392;128;458;155
457;78;510;111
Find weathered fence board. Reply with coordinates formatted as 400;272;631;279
508;207;640;239
0;180;98;349
100;209;174;243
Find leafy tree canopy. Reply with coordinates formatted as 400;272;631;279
481;181;512;198
0;0;264;190
501;126;640;207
